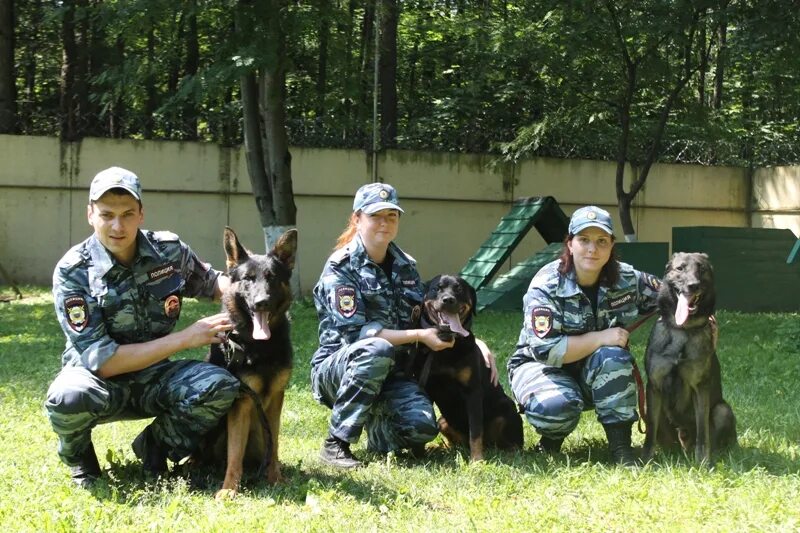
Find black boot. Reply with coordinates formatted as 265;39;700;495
603;422;638;467
319;435;362;469
533;435;564;454
69;442;101;488
132;426;168;477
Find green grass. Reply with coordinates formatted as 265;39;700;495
1;288;799;532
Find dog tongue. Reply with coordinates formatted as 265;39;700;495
440;311;468;337
675;294;690;326
252;311;271;340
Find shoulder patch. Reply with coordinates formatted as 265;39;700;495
336;285;357;318
644;274;661;292
64;295;89;332
531;306;553;338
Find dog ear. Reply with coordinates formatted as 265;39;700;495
223;227;250;271
664;253;677;274
425;275;442;293
465;278;478;315
272;229;298;270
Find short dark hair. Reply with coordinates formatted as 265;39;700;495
557;233;620;287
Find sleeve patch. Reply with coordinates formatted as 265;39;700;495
532;306;553;338
64;295;89;332
336;286;357;318
644;274;661;292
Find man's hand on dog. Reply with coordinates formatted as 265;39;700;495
475;338;499;386
184;312;234;348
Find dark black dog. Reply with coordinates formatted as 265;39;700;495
200;226;296;499
642;252;737;464
413;274;523;461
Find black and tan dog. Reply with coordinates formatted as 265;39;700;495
200;227;296;499
642;252;737;464
413;274;523;461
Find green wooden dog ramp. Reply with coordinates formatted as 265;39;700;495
458;196;569;310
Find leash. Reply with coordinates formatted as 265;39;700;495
622;311;657;435
220;332;274;478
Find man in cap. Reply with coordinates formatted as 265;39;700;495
45;166;240;488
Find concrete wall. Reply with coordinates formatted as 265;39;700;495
752;166;800;236
1;134;797;294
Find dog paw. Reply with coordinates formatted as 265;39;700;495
266;467;283;485
215;488;239;501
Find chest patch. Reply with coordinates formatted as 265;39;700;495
147;263;176;282
608;292;635;310
336;286;357;318
532;306;553;338
64;295;89;332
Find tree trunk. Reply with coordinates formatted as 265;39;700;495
614;63;637;241
697;22;706;106
241;71;274;227
713;5;727;110
183;0;199;140
236;0;298;293
109;35;125;137
143;21;157;138
378;0;398;148
262;0;296;229
342;0;356;142
357;0;375;147
60;2;78;141
0;0;16;133
19;0;40;132
315;0;329;119
75;0;90;138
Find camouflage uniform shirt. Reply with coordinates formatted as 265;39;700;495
508;259;660;373
312;235;423;367
52;230;220;371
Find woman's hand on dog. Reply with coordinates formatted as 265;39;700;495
598;327;630;349
184;312;234;348
475;338;499;386
417;327;455;352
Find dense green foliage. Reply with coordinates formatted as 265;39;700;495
1;289;799;531
5;1;799;165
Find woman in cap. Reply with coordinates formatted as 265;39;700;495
310;182;497;468
507;206;661;465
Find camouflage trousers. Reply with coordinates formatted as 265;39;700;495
509;346;638;439
311;338;438;453
44;359;239;467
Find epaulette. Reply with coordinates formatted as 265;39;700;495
400;250;417;265
329;247;351;265
58;244;90;272
149;230;180;242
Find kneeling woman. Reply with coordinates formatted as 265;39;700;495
507;206;660;465
311;183;496;468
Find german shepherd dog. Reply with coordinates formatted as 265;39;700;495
413;275;523;461
642;252;737;464
201;227;296;499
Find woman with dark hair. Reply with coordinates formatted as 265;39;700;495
507;206;661;465
311;182;497;468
